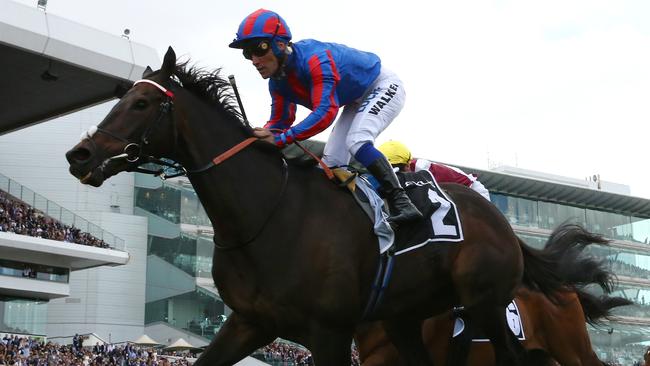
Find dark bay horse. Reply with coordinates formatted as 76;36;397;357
66;47;565;365
355;224;632;366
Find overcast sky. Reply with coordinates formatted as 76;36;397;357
15;0;650;198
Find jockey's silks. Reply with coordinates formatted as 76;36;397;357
264;39;381;146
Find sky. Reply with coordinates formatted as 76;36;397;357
14;0;650;198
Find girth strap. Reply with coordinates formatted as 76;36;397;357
362;251;395;320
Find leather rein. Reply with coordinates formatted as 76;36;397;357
81;77;294;250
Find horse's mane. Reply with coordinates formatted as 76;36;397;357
170;61;251;131
164;61;285;157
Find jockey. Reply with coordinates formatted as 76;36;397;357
378;141;491;201
229;9;422;224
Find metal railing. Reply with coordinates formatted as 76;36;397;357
0;172;125;250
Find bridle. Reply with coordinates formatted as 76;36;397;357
80;76;290;250
82;78;265;180
80;78;186;179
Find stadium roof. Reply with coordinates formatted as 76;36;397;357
458;165;650;219
0;0;160;135
286;139;650;218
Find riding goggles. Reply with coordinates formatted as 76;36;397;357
243;40;271;60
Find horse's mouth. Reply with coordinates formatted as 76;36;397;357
79;171;93;183
70;156;135;187
71;166;105;187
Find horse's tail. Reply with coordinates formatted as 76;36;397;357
575;289;633;325
518;238;565;301
519;223;630;303
543;223;615;291
539;223;635;324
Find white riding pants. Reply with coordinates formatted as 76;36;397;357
322;66;406;167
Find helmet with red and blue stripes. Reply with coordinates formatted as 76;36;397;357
229;9;292;49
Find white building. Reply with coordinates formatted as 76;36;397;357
0;0;153;343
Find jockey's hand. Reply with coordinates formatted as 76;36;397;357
253;127;276;145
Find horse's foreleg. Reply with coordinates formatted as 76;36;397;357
193;312;275;366
308;324;354;365
384;319;434;366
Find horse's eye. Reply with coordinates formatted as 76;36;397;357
134;99;149;110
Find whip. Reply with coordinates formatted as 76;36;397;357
228;75;248;124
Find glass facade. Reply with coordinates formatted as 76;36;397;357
144;289;225;338
148;234;214;279
0;297;47;335
0;259;69;283
137;177;226;340
491;192;650;364
491;193;650;244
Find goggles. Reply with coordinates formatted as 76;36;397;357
243;40;271;60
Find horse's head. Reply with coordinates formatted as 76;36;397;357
66;47;180;187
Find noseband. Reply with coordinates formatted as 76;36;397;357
79;78;184;178
79;76;289;250
81;78;263;180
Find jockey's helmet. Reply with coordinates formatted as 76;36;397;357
229;9;292;52
378;141;412;166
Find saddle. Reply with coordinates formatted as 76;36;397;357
333;169;464;255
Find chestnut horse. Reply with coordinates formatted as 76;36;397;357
355;224;632;366
66;47;567;365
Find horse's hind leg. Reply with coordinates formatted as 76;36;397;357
445;313;473;366
193;312;274;366
384;319;434;366
464;304;525;366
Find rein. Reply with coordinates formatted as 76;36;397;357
83;77;293;250
84;77;331;250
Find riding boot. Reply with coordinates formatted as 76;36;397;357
367;157;423;224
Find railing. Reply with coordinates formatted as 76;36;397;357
0;172;125;250
48;332;108;346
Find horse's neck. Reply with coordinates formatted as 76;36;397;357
177;106;285;244
190;155;282;235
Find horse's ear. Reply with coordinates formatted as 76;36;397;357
113;84;129;99
142;66;154;78
160;46;176;79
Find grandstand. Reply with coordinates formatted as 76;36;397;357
463;165;650;364
0;0;154;346
2;0;650;365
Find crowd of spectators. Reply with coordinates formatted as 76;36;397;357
608;259;650;280
6;332;650;366
595;343;647;365
252;340;360;365
612;301;650;319
0;191;109;249
0;334;191;365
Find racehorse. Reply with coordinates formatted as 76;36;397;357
355;224;632;366
66;47;566;365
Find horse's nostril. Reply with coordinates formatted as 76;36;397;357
66;147;92;164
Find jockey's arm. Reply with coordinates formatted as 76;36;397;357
264;90;296;131
269;53;340;148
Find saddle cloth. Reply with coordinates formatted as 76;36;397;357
392;170;464;255
452;300;526;341
337;169;464;255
